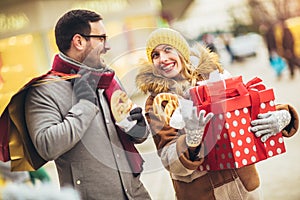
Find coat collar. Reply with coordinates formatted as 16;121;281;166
135;61;191;97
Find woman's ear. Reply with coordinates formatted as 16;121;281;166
72;34;85;50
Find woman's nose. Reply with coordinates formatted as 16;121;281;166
159;52;168;62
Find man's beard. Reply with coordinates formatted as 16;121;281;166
84;56;106;69
82;50;107;69
82;45;108;69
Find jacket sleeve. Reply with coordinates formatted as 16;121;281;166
276;104;299;137
145;95;204;175
25;83;99;161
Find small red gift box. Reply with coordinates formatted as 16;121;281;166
189;76;286;171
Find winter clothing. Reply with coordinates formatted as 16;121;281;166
269;53;286;77
20;53;150;200
251;109;291;142
281;22;300;78
51;53;146;176
136;30;299;199
71;69;98;104
265;26;277;54
146;28;191;63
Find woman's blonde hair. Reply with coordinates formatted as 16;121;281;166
177;54;197;86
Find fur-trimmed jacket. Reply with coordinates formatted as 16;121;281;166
135;46;299;200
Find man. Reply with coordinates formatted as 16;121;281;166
23;9;151;199
281;20;299;79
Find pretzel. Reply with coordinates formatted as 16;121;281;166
153;93;179;125
111;90;133;122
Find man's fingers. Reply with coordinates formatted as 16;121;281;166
130;107;142;115
89;79;97;89
77;68;89;75
81;71;91;81
128;113;143;121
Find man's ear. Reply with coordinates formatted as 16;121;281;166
72;34;85;50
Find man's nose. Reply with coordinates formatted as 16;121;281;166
104;41;111;51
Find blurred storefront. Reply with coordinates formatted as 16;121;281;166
274;16;300;58
0;0;193;114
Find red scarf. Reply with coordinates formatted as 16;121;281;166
52;54;144;176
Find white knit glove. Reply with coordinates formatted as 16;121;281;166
183;107;214;147
250;110;291;142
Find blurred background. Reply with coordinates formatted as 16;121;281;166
0;0;300;199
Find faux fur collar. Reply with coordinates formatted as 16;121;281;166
135;62;191;96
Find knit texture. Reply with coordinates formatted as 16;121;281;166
146;28;190;63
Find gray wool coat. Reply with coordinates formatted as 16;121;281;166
24;78;151;200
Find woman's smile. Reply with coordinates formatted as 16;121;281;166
160;62;176;72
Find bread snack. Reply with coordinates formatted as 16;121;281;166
111;89;134;123
153;93;179;125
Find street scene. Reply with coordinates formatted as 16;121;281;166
43;33;300;200
0;0;300;199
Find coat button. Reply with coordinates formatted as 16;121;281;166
76;180;81;185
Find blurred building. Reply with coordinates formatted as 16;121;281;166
273;16;300;58
0;0;193;114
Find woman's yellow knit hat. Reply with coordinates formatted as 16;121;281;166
146;28;190;63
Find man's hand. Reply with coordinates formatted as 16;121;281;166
250;110;291;142
183;107;214;148
71;69;97;104
126;107;148;139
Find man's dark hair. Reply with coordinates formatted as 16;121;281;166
55;9;103;53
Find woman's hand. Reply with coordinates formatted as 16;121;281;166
250;110;291;142
183;107;214;147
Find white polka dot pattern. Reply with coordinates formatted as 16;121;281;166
197;98;286;172
190;81;286;172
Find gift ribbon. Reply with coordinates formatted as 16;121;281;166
245;77;269;159
191;77;266;106
245;77;266;91
191;76;268;119
191;76;248;106
244;77;266;120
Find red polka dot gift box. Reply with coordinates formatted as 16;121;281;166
189;76;286;171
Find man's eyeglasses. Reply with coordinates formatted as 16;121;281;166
79;34;107;43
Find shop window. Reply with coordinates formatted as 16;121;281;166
0;33;48;114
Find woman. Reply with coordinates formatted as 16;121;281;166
136;28;298;200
